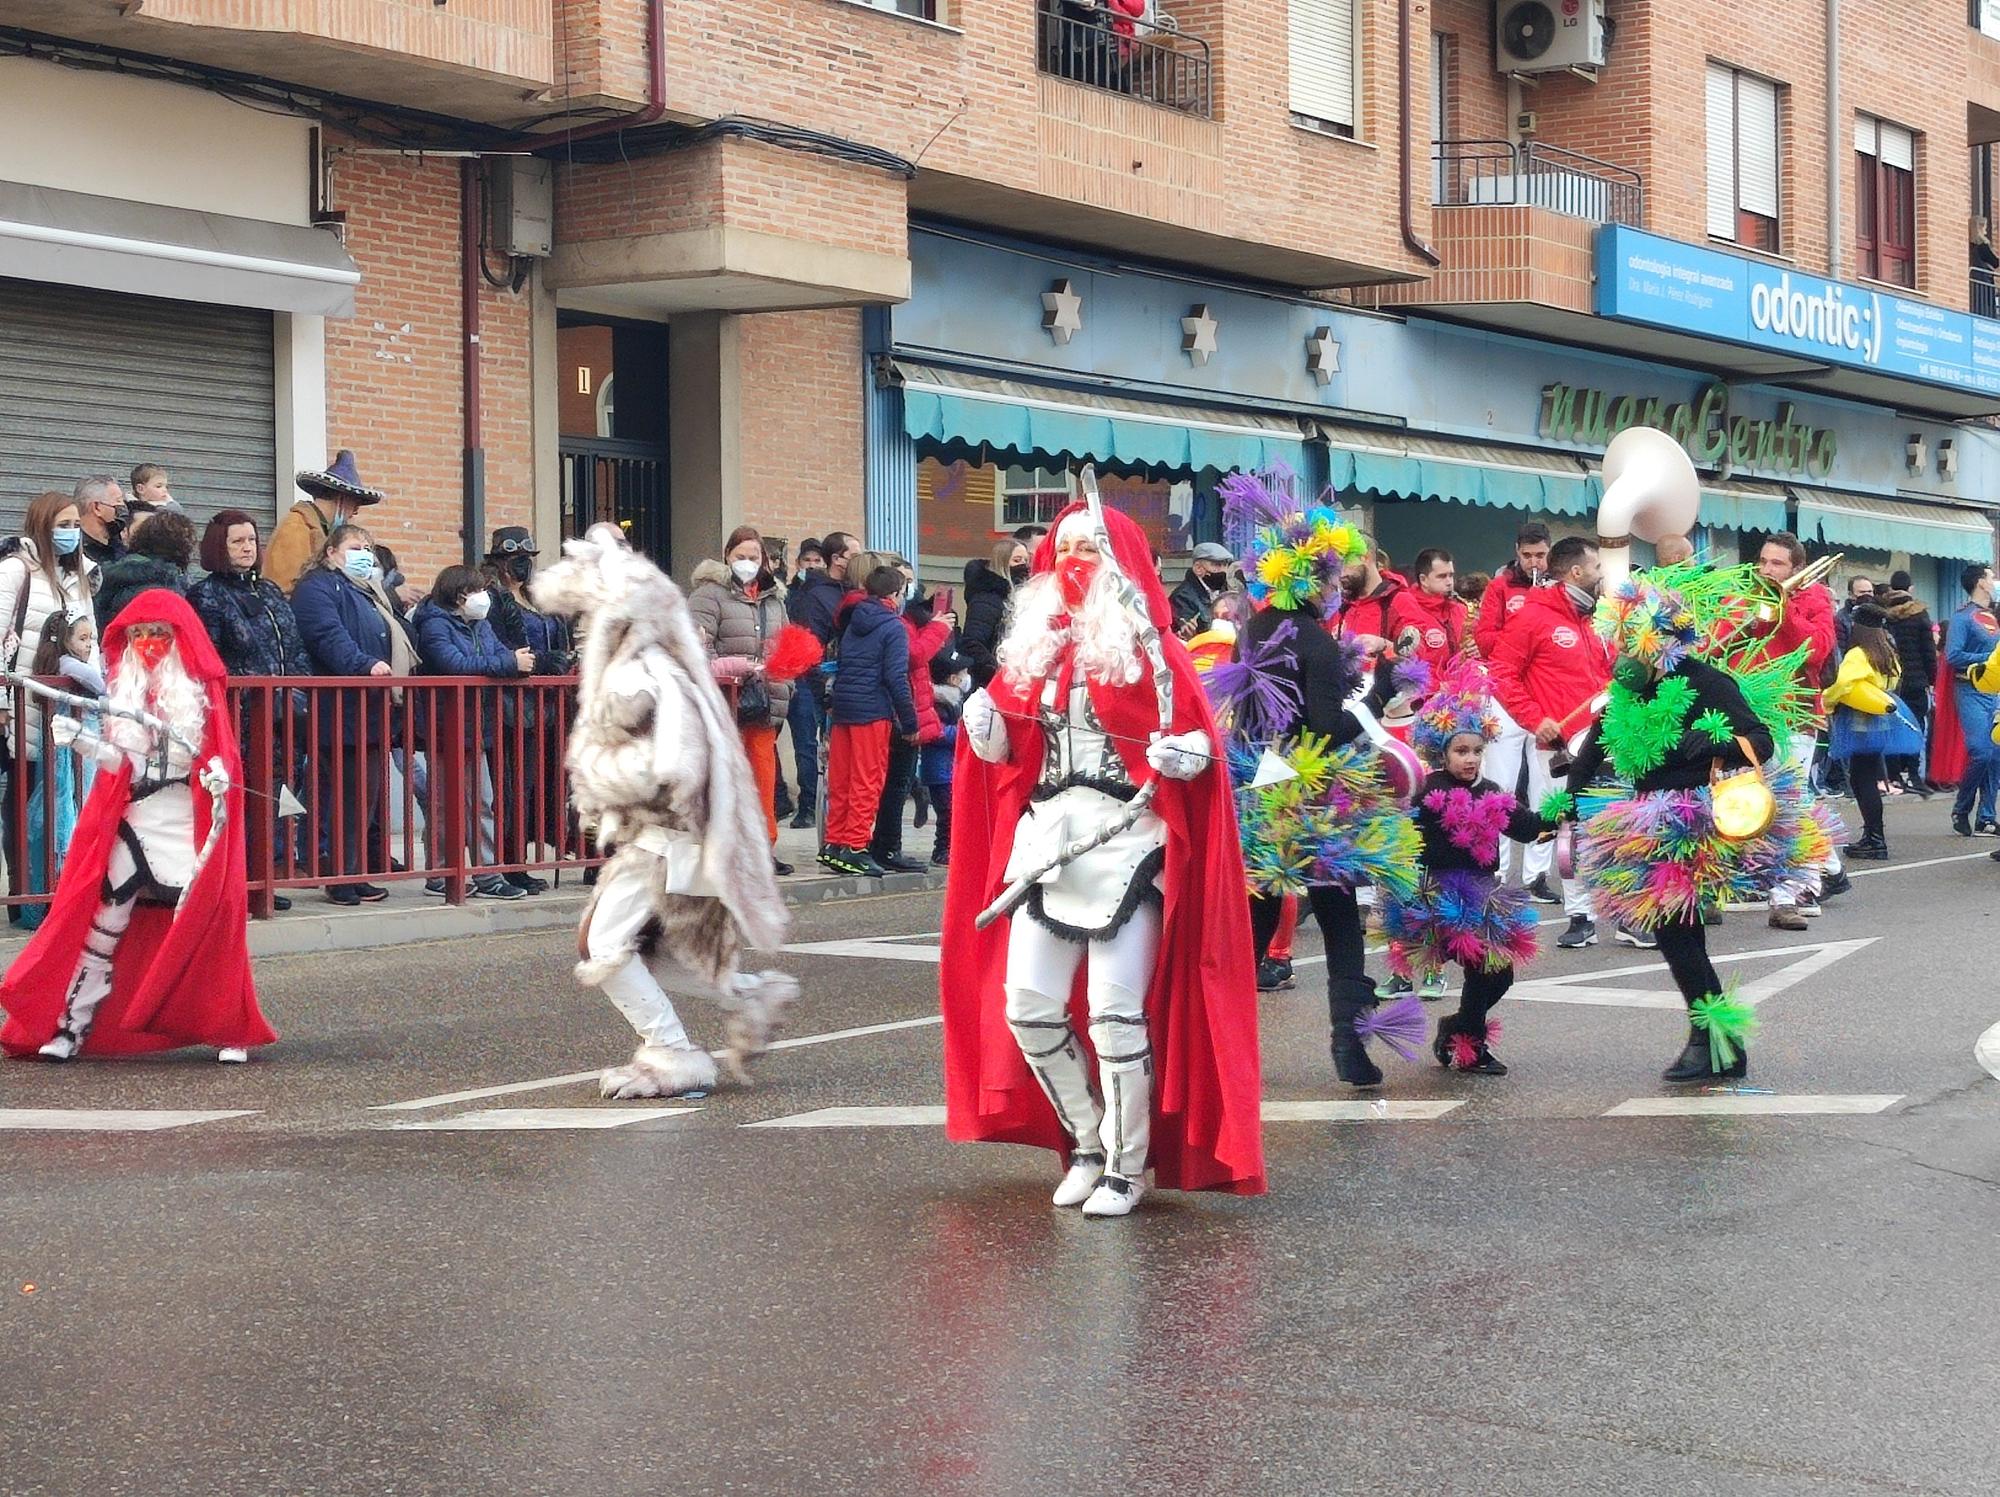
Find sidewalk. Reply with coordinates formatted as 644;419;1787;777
0;802;947;965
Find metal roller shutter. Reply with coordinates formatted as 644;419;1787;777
0;276;276;536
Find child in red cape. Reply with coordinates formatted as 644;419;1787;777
940;501;1263;1216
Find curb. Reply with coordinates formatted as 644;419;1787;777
0;867;950;965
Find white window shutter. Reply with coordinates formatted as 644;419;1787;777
1290;0;1358;129
1737;74;1780;219
1881;122;1915;172
1706;64;1737;238
1855;116;1878;156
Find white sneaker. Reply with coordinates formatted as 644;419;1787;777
1052;1151;1107;1208
1081;1173;1145;1218
216;1047;249;1064
36;1033;77;1062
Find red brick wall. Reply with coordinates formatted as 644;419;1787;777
734;309;868;557
323;147;536;590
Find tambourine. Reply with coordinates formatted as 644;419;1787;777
1345;693;1423;804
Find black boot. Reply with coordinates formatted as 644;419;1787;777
1662;1028;1748;1083
1848;831;1888;860
1329;978;1384;1089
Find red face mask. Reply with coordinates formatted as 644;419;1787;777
128;633;173;671
1055;555;1099;612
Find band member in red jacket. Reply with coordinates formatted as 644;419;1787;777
1338;546;1427;657
1399;547;1470;677
1474;522;1552;661
1474;524;1558;901
1743;531;1845;927
1485;535;1638;951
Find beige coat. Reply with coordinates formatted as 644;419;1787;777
265;500;333;595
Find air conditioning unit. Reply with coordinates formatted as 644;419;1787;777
1495;0;1607;75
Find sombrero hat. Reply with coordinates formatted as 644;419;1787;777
296;449;385;506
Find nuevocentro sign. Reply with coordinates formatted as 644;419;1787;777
1539;379;1837;479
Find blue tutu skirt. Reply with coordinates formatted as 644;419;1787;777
1827;701;1924;762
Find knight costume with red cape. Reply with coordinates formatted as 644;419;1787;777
940;502;1264;1207
0;591;272;1059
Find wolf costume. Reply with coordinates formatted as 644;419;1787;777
533;525;797;1099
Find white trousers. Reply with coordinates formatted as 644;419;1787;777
583;857;693;1052
1003;903;1159;1180
1485;716;1555;887
1771;729;1841;904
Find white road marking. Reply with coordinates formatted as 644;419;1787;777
782;935;943;963
1976;1020;2000;1081
1602;1094;1902;1118
746;1105;947;1129
1262;1099;1464;1122
372;1015;944;1112
1843;850;1993;878
1508;938;1878;1009
390;1106;700;1131
0;1108;257;1131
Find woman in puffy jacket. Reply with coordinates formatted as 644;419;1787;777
412;565;532;901
688;524;793;867
189;510;313;911
0;491;100;918
959;539;1026;688
94;509;193;629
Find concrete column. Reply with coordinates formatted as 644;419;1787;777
272;311;326;518
528;265;561;551
667;311;742;586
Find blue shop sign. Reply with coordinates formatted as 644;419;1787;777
1596;226;2000;397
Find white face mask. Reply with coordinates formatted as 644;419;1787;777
462;591;492;621
730;558;761;585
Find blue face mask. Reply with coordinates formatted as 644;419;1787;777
342;549;378;583
50;525;82;556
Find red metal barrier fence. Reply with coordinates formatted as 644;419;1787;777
2;676;596;920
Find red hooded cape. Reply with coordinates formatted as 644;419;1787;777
0;590;272;1057
1930;655;1967;787
940;504;1265;1195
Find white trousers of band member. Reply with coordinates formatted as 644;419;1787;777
583;857;694;1053
1003;902;1159;1181
1485;712;1555;887
1771;730;1842;905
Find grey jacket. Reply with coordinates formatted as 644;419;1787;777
687;558;792;724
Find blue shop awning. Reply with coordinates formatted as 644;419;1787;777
893;362;1309;475
1316;424;1598;517
1793;489;1996;563
1699;479;1789;534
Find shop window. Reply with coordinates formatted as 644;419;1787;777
1856;115;1917;289
997;465;1074;530
1706;64;1781;253
1290;0;1360;137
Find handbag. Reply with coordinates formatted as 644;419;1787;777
1710;734;1776;841
735;672;771;725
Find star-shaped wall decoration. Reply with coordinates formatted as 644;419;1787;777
1182;303;1219;366
1042;279;1083;346
1306;326;1341;385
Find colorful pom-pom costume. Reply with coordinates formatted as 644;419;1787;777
1562;570;1824;1081
1381;658;1552;1073
1211;469;1422;1089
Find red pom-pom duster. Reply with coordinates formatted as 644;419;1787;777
762;623;824;684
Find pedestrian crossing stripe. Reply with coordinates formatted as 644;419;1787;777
746;1105;946;1129
1601;1094;1902;1117
1976;1020;2000;1082
389;1106;702;1131
0;1108;257;1131
746;1101;1466;1128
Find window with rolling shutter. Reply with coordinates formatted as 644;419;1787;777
1705;64;1782;252
1290;0;1360;135
0;278;277;537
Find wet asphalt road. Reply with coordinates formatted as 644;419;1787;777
2;794;1997;1497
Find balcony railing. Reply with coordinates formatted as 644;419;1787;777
1973;271;1999;320
1433;139;1645;228
1036;0;1213;118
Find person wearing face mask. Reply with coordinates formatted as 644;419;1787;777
960;538;1029;690
480;526;574;892
412;565;533;902
0;492;103;920
1487;535;1629;951
1167;541;1239;637
689;525;798;872
73;475;129;568
290;522;416;906
266;450;385;595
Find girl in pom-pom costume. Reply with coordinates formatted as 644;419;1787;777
1383;657;1557;1076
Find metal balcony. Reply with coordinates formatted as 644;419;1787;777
1036;0;1213;118
1433;139;1644;228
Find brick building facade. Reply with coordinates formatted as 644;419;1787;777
3;1;1998;604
